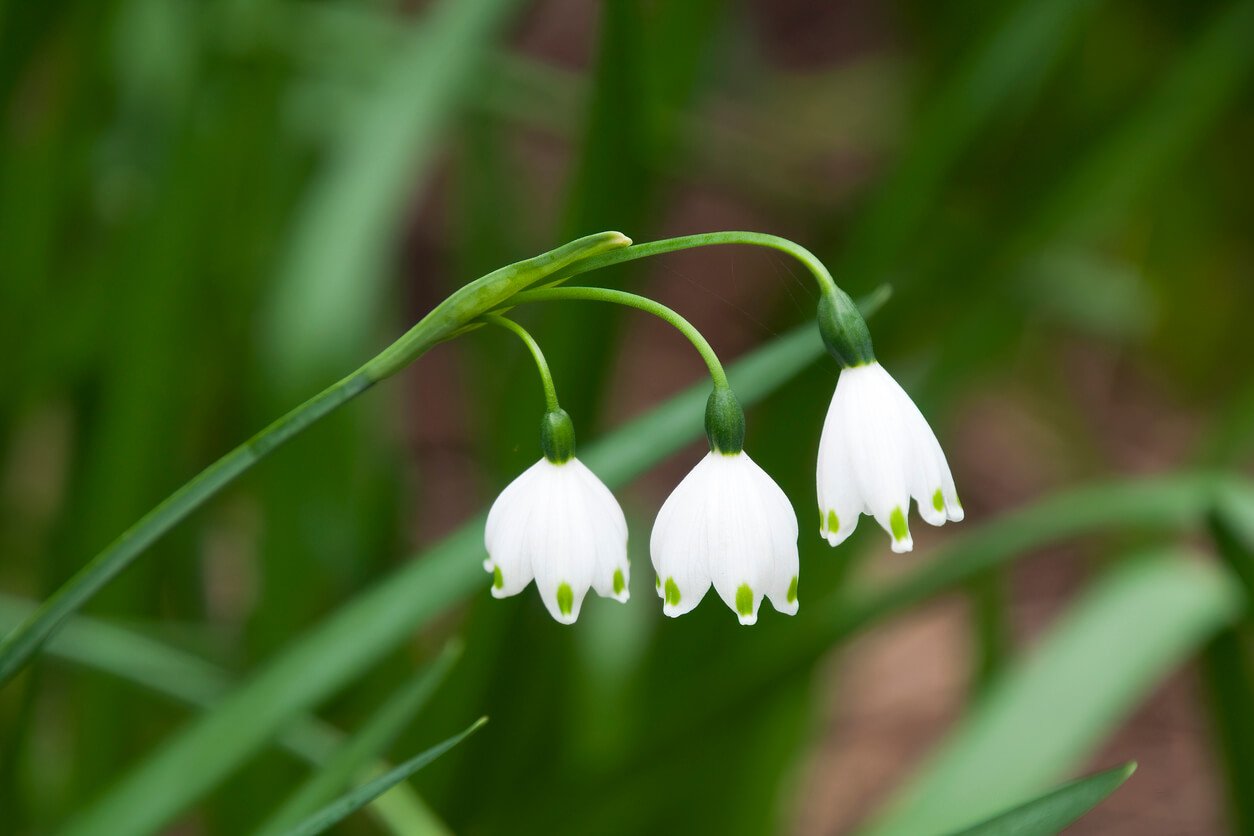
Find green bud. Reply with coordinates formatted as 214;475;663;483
704;388;745;455
817;289;875;368
540;408;576;464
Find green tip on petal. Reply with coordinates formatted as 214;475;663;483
655;574;661;591
557;582;573;616
613;569;625;596
932;489;944;513
492;566;503;590
787;576;798;604
827;509;839;532
735;584;753;617
664;577;681;607
890;506;908;541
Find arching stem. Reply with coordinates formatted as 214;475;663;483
480;314;560;413
505;286;730;391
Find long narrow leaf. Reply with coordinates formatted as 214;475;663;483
939;762;1135;836
856;554;1241;836
276;719;488;836
252;643;462;836
264;0;524;382
51;311;846;836
0;230;626;692
0;594;444;836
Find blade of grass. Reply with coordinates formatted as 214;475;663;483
0;594;446;836
938;762;1136;836
1199;629;1254;836
1022;0;1254;245
1199;501;1254;835
275;719;488;836
968;570;1013;696
838;0;1097;285
0;231;628;691
51;296;881;836
263;0;524;384
855;554;1241;836
252;643;462;836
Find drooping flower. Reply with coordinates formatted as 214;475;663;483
484;410;629;624
816;360;962;553
650;390;799;625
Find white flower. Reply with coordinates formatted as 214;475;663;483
816;360;962;553
650;451;799;625
484;457;629;624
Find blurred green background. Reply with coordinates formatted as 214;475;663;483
2;0;1254;834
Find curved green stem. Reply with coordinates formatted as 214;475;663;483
507;286;730;390
480;314;559;412
542;231;841;298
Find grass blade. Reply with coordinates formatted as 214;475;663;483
51;295;884;836
855;554;1241;836
1199;630;1254;836
264;0;524;383
252;643;462;836
0;230;627;693
0;594;447;836
275;719;488;836
938;762;1135;836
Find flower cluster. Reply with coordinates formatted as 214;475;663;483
484;286;961;625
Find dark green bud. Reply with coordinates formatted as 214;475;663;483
705;388;745;455
540;408;576;464
817;289;875;368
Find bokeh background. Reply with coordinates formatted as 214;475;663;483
3;0;1254;834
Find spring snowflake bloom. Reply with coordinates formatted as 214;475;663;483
816;361;962;553
651;391;799;625
484;412;629;624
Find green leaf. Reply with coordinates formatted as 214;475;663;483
938;762;1135;836
252;642;462;836
263;0;524;384
0;230;627;693
839;0;1096;285
0;594;446;836
1199;630;1254;836
274;718;488;836
855;555;1241;836
50;305;852;836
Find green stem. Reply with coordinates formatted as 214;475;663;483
480;314;559;412
542;231;841;297
507;286;730;390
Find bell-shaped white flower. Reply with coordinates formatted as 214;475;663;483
484;454;629;625
816;360;962;553
651;450;799;625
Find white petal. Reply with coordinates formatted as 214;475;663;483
651;451;798;624
815;361;963;553
650;457;715;617
484;457;629;623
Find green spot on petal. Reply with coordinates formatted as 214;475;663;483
665;577;681;607
557;583;573;616
492;566;503;590
655;574;662;590
827;509;839;531
890;506;908;541
932;489;944;512
613;569;625;596
735;584;754;617
787;576;798;604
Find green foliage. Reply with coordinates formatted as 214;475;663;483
4;0;1254;834
938;762;1136;836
